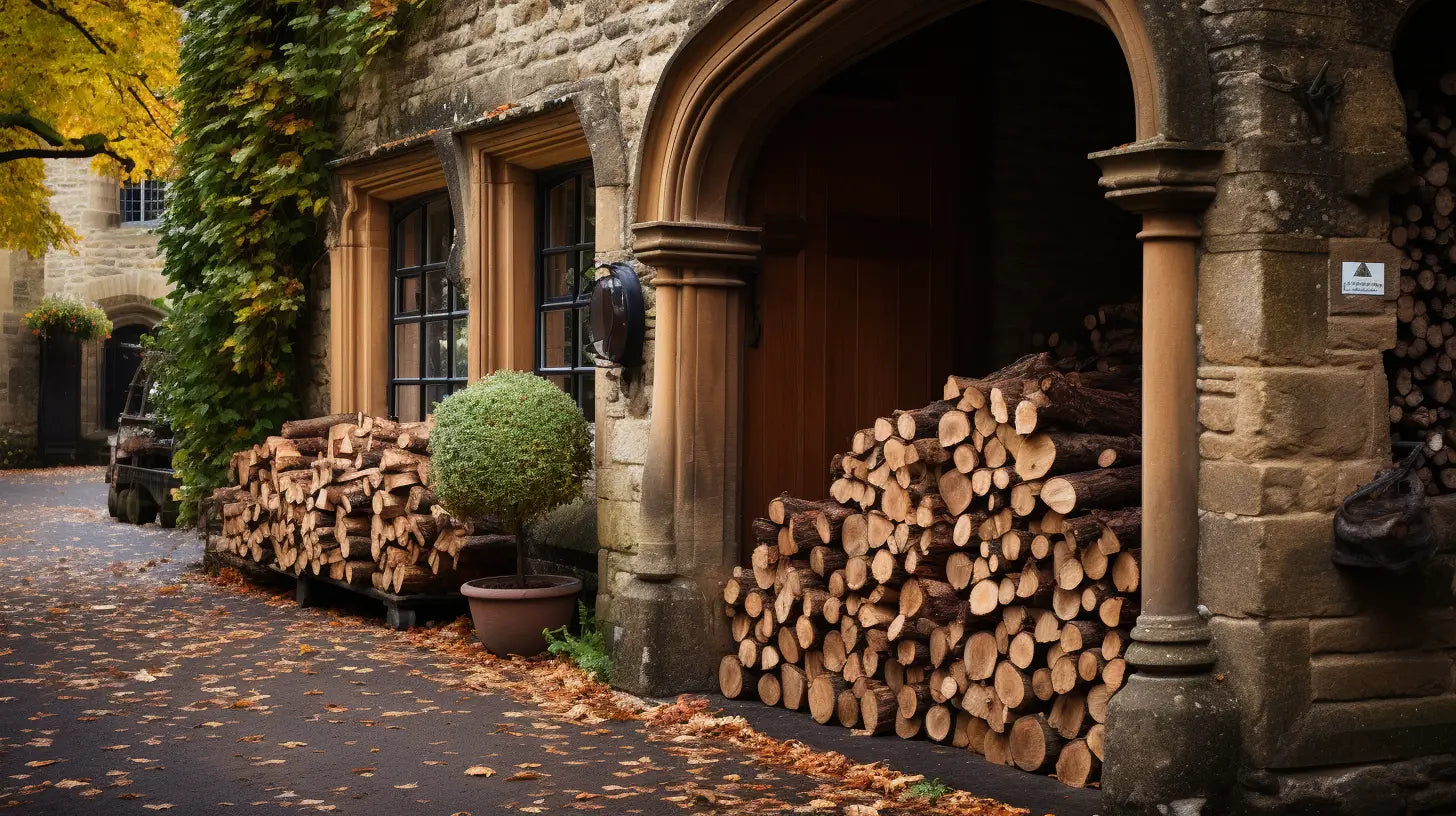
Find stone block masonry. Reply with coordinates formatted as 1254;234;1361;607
1192;2;1456;804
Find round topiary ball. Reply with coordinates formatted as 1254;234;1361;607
429;370;592;529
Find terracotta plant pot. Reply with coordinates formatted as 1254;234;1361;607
461;575;582;656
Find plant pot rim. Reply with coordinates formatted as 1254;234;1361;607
461;574;582;601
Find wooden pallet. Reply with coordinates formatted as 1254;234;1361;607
204;541;466;630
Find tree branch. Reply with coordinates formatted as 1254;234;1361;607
128;86;175;143
107;77;174;145
0;111;136;170
0;112;70;146
0;145;134;172
26;0;115;55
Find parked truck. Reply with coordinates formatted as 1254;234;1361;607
106;356;181;527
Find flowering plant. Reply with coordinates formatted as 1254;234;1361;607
23;296;113;342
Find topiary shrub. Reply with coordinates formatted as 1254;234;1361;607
430;370;592;586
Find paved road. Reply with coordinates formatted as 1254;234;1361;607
0;468;1099;815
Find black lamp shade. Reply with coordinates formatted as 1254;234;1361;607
588;262;645;367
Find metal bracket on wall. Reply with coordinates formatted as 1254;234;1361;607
1258;60;1341;138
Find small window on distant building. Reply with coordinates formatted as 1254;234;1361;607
120;180;166;225
535;163;596;420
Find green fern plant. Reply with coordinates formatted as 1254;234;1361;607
900;778;953;804
543;602;612;682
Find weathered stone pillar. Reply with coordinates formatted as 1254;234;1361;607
608;220;761;696
1091;139;1240;814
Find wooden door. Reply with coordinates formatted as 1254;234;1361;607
38;334;82;458
104;325;149;430
740;91;963;558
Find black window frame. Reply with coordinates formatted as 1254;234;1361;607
120;179;166;226
388;192;465;422
534;162;597;420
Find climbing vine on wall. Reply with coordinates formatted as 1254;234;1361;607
153;0;420;512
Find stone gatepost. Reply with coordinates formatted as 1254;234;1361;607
606;220;762;696
1092;140;1241;814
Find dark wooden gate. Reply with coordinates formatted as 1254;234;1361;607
38;333;82;458
740;91;964;559
104;325;149;429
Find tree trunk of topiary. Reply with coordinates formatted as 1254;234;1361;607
512;518;528;589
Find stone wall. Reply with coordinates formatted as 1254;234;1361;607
41;159;166;304
1194;0;1456;806
0;249;43;458
338;0;716;161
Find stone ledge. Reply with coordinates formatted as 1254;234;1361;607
1273;696;1456;768
1309;652;1452;701
1237;754;1456;816
1310;608;1456;654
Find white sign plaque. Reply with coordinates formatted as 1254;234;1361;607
1341;261;1385;296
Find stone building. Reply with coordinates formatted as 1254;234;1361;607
0;159;169;458
314;0;1456;812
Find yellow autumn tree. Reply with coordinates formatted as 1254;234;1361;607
0;0;181;256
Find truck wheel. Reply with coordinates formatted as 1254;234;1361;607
120;489;139;524
124;488;158;525
107;487;123;519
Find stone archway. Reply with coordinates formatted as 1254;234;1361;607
83;284;168;438
619;0;1234;809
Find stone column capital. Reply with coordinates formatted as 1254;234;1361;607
1090;138;1224;215
630;220;762;275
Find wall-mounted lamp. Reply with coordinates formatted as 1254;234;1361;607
588;262;645;369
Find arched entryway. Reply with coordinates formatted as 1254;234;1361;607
102;324;152;430
739;1;1142;561
619;0;1233;809
90;296;164;439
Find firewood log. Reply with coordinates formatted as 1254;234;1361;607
1009;713;1063;773
283;413;361;439
1041;466;1142;514
720;655;760;699
1056;739;1099;788
1014;432;1142;480
780;664;807;710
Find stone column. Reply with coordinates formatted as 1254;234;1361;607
608;220;761;696
1090;140;1240;814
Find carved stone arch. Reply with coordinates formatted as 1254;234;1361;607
83;275;169;328
634;0;1212;226
95;295;165;329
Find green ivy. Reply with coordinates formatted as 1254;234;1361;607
0;426;40;470
151;0;420;512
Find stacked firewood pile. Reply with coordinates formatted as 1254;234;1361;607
719;337;1142;787
211;413;511;594
1035;303;1141;373
1390;73;1456;493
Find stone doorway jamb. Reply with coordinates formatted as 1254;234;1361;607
1091;138;1240;814
614;219;762;693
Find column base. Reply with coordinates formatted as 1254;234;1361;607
604;575;726;697
1127;612;1218;670
1102;671;1240;815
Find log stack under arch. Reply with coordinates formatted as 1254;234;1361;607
719;310;1144;788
